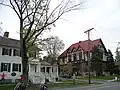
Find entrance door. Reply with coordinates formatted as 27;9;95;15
46;67;50;73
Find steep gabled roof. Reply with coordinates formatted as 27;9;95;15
0;36;20;48
59;38;106;57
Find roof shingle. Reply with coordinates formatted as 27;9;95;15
0;36;20;48
59;39;103;57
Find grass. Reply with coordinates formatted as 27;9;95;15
26;80;92;90
0;84;15;90
91;76;114;80
1;75;119;90
48;80;89;88
78;75;120;80
0;79;100;90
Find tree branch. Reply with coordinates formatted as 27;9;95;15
24;0;43;41
14;0;22;14
0;3;12;8
9;0;21;18
23;21;34;40
30;12;64;45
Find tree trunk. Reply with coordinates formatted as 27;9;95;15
22;39;29;84
20;21;29;88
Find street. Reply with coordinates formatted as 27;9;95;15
85;84;120;90
54;82;120;90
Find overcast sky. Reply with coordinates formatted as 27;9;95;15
0;0;120;57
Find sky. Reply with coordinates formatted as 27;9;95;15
0;0;120;57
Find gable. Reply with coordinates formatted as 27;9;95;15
59;38;107;58
77;45;82;51
97;39;107;53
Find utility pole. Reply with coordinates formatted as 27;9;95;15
84;28;94;84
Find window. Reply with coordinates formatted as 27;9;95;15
62;58;65;63
73;54;76;61
13;49;20;56
19;64;21;72
1;63;11;72
12;63;21;72
79;52;82;60
2;48;12;56
52;67;53;72
47;67;50;73
68;55;71;62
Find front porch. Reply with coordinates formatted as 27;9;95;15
28;60;58;84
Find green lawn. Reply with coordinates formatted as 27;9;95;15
91;76;115;80
0;80;100;90
0;85;15;90
1;76;119;90
48;80;89;88
78;75;119;80
26;80;91;90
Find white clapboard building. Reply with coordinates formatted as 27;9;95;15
0;32;59;84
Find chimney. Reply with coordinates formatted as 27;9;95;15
4;31;9;38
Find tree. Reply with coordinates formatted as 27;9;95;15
23;29;42;59
106;49;115;75
91;46;105;76
115;47;120;62
43;36;65;64
115;46;120;74
0;0;85;85
42;36;65;75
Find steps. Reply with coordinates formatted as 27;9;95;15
29;72;57;84
29;72;45;84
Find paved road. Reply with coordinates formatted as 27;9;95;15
85;83;120;90
53;82;120;90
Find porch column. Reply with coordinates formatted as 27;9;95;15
44;66;47;79
56;66;59;77
38;63;41;76
50;66;52;74
45;66;47;73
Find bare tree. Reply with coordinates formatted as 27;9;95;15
43;35;65;63
0;0;85;86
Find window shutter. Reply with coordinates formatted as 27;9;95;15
13;49;15;56
8;63;11;72
19;64;21;72
79;52;82;60
1;63;3;72
12;63;15;71
9;49;12;56
34;52;36;58
20;51;21;57
2;48;5;55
